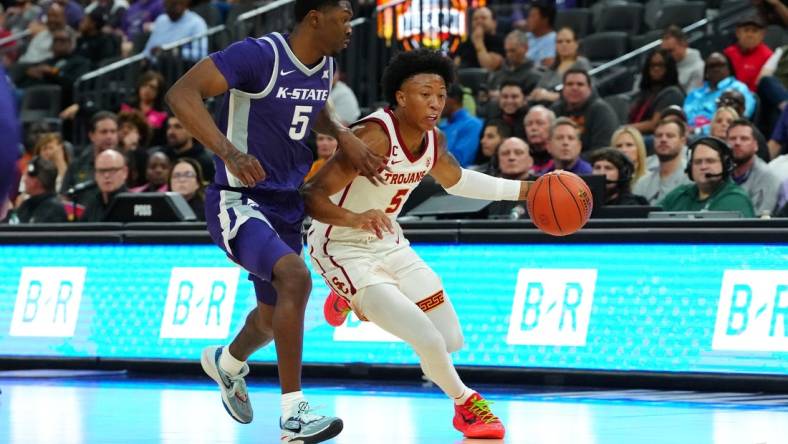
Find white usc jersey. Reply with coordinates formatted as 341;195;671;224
309;108;438;244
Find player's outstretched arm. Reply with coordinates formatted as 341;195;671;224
313;101;387;185
166;58;265;187
429;130;531;201
302;124;393;239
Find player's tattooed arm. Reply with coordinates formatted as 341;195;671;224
430;129;531;200
313;101;387;185
166;58;265;186
302;124;394;238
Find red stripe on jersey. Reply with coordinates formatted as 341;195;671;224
431;129;439;169
309;244;327;274
384;108;429;163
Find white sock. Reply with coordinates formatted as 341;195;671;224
453;387;474;405
218;347;245;375
281;390;305;419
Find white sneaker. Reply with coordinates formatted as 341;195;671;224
280;400;343;443
200;346;253;424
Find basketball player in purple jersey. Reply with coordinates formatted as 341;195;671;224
0;66;21;220
166;1;385;442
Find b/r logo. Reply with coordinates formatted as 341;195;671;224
507;268;597;346
712;270;788;351
10;267;86;337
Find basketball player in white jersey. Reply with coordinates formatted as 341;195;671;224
302;50;533;439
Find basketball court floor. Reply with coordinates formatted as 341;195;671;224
2;371;788;443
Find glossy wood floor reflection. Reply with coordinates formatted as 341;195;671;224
2;371;788;444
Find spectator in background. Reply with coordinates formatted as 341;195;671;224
117;109;152;186
727;119;781;215
684;52;755;130
611;126;648;185
487;30;541;94
710;106;739;140
13;28;91;105
18;3;69;64
439;84;483;167
472;120;510;174
634;119;692;204
628;49;685;136
62;111;119;199
5;0;43;34
75;8;118;68
80;148;128;222
33;133;69;192
753;0;788;27
523;104;555;176
329;68;360;125
551;68;619;152
120;70;168;130
589;148;648;206
492;81;529;139
11;156;68;223
454;6;504;71
305;133;337;181
122;0;163;42
756;44;788;133
526;1;556;67
724;14;773;92
84;0;128;31
660;137;755;217
168;157;205;220
529;26;590;105
130;150;170;192
38;0;84;30
495;137;533;180
486;137;533;220
157;115;215;181
769;106;788;159
660;25;705;92
546;117;592;175
143;0;207;62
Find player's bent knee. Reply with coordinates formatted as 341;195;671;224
272;257;312;301
445;330;464;353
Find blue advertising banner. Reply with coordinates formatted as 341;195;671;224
0;243;786;375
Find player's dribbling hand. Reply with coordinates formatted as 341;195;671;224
352;209;394;239
339;132;388;185
224;150;266;187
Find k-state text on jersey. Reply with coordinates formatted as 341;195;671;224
276;87;329;101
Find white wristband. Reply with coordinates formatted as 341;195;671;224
444;169;521;201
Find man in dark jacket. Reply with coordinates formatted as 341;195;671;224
14;156;68;223
80;148;128;222
551;68;619;152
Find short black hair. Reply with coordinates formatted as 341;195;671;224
530;2;556;27
447;83;464;101
381;49;455;107
499;80;525;93
27;156;58;193
727;118;756;137
294;0;344;23
89;111;118;133
563;67;591;87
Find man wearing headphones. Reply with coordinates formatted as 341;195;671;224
589;148;648;206
659;137;755;217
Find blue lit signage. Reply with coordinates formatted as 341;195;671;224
0;244;786;375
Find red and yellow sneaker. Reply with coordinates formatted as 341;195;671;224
323;290;352;327
453;392;505;439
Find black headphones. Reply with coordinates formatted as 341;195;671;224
589;148;634;185
685;136;734;181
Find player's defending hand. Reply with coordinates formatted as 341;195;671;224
224;149;266;187
351;209;394;239
338;131;388;185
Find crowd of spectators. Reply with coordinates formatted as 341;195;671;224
3;0;788;223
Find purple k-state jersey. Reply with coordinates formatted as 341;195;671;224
210;32;334;194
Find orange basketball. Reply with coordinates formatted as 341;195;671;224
526;170;593;236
